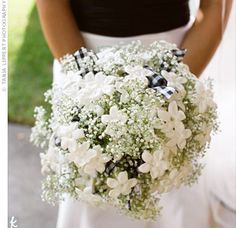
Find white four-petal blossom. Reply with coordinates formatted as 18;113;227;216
66;143;110;177
77;72;116;105
66;141;97;167
161;70;187;92
138;150;169;179
165;122;192;151
123;65;150;85
83;145;111;176
158;101;185;124
57;123;84;153
107;171;137;198
101;106;127;124
157;101;191;151
115;81;130;104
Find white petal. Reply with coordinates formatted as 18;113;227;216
119;113;127;123
178;139;186;149
110;106;119;115
65;152;74;162
84;72;94;82
78;150;96;166
80;141;90;152
177;101;186;111
117;171;128;184
128;178;137;188
101;115;110;124
84;149;97;161
150;168;159;179
101;155;111;163
175;121;185;132
102;86;114;95
61;137;70;150
120;92;129;103
168;101;178;117
107;178;119;188
109;189;121;198
95;72;105;81
166;138;177;147
184;129;192;138
158;110;170;122
96;163;105;173
169;145;177;154
141;150;153;163
165;129;176;138
104;75;116;84
179;77;187;84
67;140;77;153
138;163;151;173
84;164;96;176
72;129;84;139
93;145;102;153
177;110;186;121
58;126;70;137
153;150;163;161
121;186;132;195
160;161;169;171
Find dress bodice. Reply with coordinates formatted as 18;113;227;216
70;0;190;37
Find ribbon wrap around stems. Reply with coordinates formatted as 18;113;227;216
143;65;176;99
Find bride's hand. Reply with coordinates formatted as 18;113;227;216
181;0;232;77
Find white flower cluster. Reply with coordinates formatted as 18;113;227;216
31;41;218;220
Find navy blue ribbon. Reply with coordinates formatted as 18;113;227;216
144;65;176;99
60;47;98;75
172;48;187;62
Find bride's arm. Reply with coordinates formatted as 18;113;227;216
181;0;233;77
36;0;85;59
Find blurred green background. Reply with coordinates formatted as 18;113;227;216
9;0;53;125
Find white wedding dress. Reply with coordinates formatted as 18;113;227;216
53;2;236;226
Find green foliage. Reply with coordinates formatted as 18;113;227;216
9;1;53;125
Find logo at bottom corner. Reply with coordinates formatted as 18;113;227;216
9;216;18;228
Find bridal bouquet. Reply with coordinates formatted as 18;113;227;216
31;41;218;220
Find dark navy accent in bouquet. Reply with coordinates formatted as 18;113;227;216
59;47;98;75
144;65;176;99
172;48;187;62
